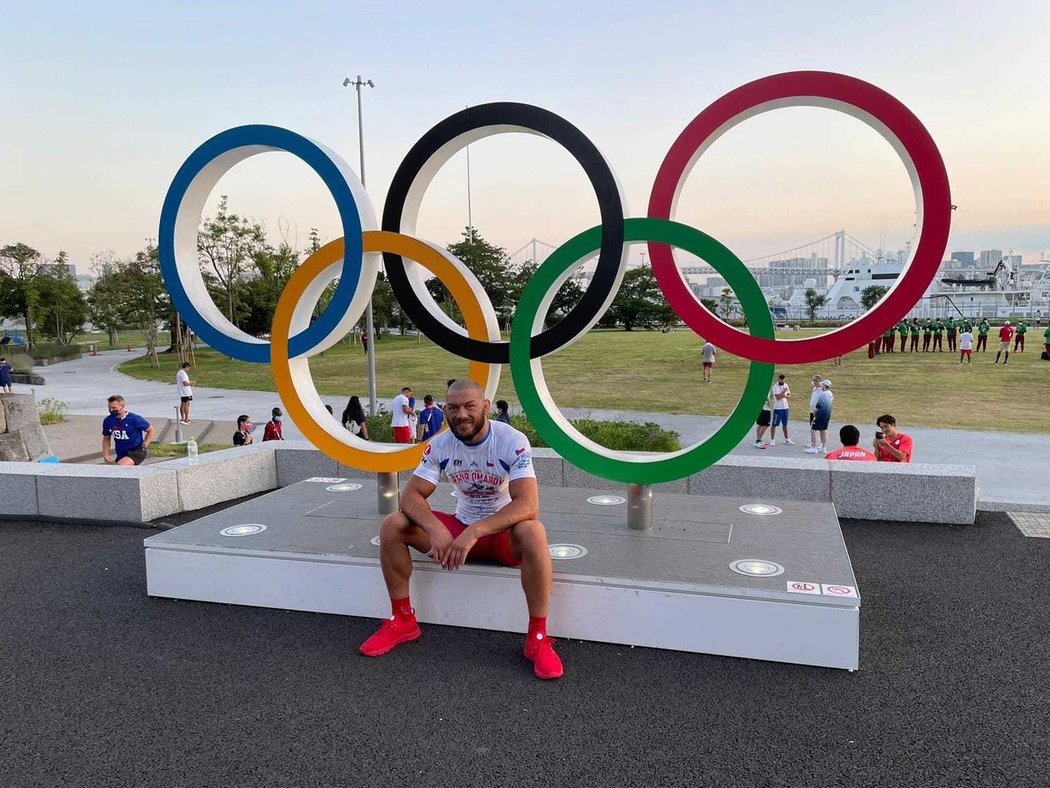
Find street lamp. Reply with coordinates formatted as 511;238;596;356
343;75;378;416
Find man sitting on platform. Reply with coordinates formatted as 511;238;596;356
360;379;563;680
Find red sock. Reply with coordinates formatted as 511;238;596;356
527;616;547;640
391;597;414;620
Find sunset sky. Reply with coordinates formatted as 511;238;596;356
3;0;1048;271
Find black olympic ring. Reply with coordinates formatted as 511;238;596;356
382;102;626;363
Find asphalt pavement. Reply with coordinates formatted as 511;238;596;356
1;509;1047;787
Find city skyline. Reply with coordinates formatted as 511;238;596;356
3;1;1048;272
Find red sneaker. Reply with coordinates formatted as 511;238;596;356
359;616;422;657
524;632;563;679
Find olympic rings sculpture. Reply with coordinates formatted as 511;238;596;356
159;70;951;484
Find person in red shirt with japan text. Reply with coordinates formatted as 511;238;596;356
825;425;877;461
873;414;912;463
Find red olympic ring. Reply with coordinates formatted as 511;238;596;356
647;71;951;364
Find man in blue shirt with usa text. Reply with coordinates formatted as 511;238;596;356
102;394;155;466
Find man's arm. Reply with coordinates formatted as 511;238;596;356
399;474;454;560
402;403;414;415
443;478;540;571
143;425;156;449
102;435;112;463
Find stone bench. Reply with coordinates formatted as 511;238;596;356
0;441;978;525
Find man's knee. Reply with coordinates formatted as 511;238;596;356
380;511;412;540
511;519;549;556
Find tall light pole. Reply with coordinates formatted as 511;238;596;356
343;75;378;416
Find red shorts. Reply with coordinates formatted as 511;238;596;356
393;426;414;443
703;362;713;369
430;511;521;567
961;349;972;357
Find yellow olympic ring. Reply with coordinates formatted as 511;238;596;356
271;231;501;473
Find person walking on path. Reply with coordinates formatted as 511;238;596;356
959;327;974;363
417;395;444;441
0;356;13;393
359;379;563;680
701;341;716;382
391;386;415;444
995;322;1014;365
176;362;196;424
825;424;877;461
946;317;958;352
341;395;370;440
769;373;794;446
262;407;284;441
233;414;254;446
1014;321;1027;352
976;319;990;352
102;395;155;466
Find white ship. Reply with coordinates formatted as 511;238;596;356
820;251;1050;321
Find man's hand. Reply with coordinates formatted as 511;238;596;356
442;526;478;571
102;455;112;464
425;523;455;565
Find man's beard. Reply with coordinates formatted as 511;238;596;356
451;410;487;443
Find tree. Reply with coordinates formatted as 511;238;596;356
86;247;170;365
718;287;735;320
445;227;515;327
197;195;266;326
804;287;829;322
0;243;42;347
611;266;669;331
35;257;87;344
860;285;889;311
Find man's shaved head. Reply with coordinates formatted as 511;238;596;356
447;379;484;398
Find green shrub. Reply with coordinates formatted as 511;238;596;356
9;354;34;374
31;342;82;361
348;410;679;452
148;442;229;458
38;397;69;425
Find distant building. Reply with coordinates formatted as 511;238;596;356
36;262;76;278
951;250;975;267
979;249;1004;268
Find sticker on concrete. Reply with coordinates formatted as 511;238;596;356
305;477;346;483
786;581;821;595
821;584;859;598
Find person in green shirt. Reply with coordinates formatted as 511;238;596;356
909;319;921;352
1043;324;1050;356
1014;321;1027;352
897;319;909;352
932;320;945;351
882;325;896;353
922;319;933;352
945;317;958;352
976;319;990;352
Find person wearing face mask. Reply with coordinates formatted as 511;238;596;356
233;414;254;446
101;394;155;465
262;407;284;441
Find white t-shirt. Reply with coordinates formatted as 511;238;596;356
413;420;536;525
702;343;716;363
809;387;822;412
390;394;413;428
959;332;974;350
772;382;790;410
176;369;192;397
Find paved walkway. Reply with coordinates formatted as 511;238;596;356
23;348;1050;506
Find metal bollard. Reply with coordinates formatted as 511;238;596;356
173;406;184;443
627;484;653;531
377;471;400;515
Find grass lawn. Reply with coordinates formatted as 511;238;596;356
119;328;1050;434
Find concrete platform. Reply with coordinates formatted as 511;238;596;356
144;479;861;670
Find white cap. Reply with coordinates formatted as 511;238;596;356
1005;321;1011;325
822;379;833;387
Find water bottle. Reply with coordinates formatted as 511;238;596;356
186;437;198;463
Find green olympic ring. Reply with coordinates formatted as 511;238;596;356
510;217;775;485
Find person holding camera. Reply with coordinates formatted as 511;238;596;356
873;414;912;463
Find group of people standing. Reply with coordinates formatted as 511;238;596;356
388;383;512;444
869;317;1041;364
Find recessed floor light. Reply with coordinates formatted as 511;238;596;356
738;503;783;516
220;524;268;537
587;494;626;506
370;535;381;546
549;543;588;560
730;559;785;577
327;482;363;492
